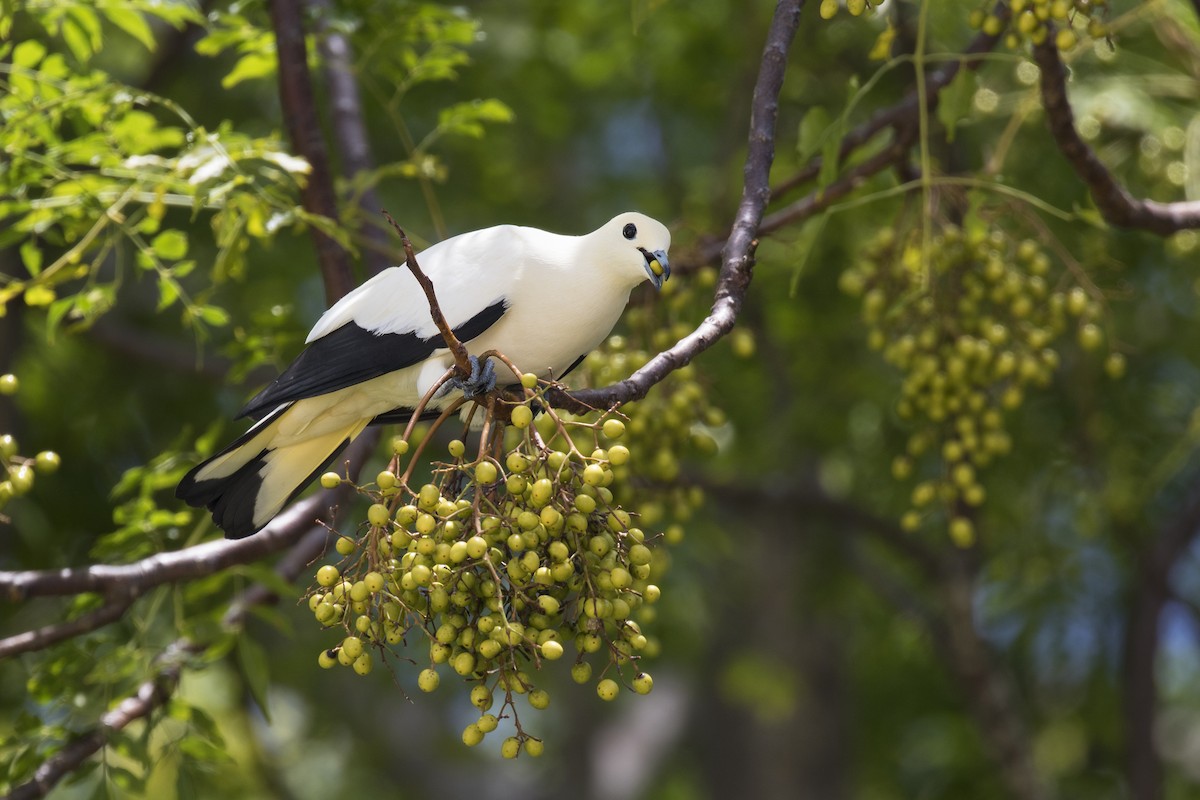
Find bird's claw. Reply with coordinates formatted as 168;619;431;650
451;355;496;399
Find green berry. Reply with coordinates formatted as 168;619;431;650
524;739;544;757
462;724;484;747
367;503;390;527
582;464;605;486
475;461;498;484
0;374;17;395
602;419;626;439
316;565;340;587
571;662;592;684
417;668;440;692
448;439;466;458
596;678;620;701
529;689;550;709
477;713;498;732
520;373;538;389
470;684;493;710
511;405;533;428
364;571;385;592
632;672;654;695
318;649;337;669
607;445;630;466
540;640;564;660
392;436;410;455
341;636;364;659
33;451;60;474
500;737;521;759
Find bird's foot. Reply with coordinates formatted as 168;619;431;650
451;355;497;398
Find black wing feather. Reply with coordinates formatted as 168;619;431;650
239;300;507;421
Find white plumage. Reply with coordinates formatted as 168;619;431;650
177;212;671;538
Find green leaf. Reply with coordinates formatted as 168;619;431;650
151;230;189;260
157;279;179;312
62;6;103;63
797;106;831;162
222;52;276;88
788;216;829;297
817;124;841;191
194;305;230;326
12;39;46;68
19;240;42;277
237;636;271;722
104;7;157;51
937;69;977;144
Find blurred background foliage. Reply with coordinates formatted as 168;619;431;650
3;0;1200;798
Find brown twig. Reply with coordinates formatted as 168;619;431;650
1033;39;1200;235
381;210;473;378
0;595;134;660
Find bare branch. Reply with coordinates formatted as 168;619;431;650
267;0;356;302
0;493;332;604
381;211;473;378
0;595;133;660
551;0;806;414
1033;40;1200;235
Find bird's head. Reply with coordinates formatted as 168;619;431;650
600;212;672;291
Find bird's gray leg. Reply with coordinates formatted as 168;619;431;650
451;355;496;398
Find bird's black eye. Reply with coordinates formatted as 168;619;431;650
622;223;637;240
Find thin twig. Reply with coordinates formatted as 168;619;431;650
381;210;473;378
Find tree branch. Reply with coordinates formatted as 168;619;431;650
3;430;381;796
1033;40;1200;235
307;0;393;278
0;492;335;604
267;0;356;302
0;595;133;660
550;0;806;415
6;640;193;800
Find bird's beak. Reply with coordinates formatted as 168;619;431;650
640;248;671;291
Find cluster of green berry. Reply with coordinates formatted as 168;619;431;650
0;373;61;513
306;376;666;757
840;225;1120;545
970;0;1109;51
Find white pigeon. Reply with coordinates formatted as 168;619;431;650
177;212;671;539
